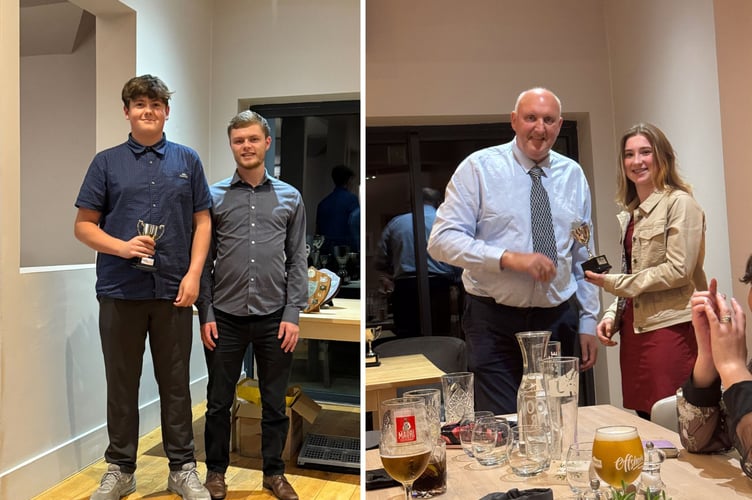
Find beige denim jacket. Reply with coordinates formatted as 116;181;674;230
601;189;707;334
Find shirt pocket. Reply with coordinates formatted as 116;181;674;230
635;223;666;268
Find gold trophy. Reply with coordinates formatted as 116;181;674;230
572;222;611;274
134;220;165;272
365;326;383;367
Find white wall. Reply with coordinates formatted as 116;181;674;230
2;0;360;497
366;0;734;410
209;0;361;184
20;31;96;267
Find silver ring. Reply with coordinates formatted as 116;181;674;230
720;315;732;324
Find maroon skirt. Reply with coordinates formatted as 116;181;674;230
619;300;697;414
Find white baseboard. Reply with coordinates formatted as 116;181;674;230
1;377;207;499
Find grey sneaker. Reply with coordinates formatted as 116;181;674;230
90;463;136;500
168;462;211;500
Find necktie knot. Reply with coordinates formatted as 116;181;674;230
529;165;544;179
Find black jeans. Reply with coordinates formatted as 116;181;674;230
204;308;293;476
99;298;195;473
462;295;578;415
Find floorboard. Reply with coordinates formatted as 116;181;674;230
33;401;361;500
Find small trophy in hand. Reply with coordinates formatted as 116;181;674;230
134;220;165;272
572;222;612;274
365;326;382;367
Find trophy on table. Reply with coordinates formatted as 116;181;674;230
134;220;165;272
365;326;383;367
572;221;612;274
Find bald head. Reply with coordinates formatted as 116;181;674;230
511;87;564;162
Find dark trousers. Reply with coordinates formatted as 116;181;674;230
204;308;293;476
463;295;578;415
99;298;195;473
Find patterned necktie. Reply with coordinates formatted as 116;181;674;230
529;165;558;267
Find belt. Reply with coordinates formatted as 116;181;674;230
469;294;570;313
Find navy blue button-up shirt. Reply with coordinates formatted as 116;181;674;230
75;134;212;300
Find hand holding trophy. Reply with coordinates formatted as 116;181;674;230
134;220;165;272
572;222;611;274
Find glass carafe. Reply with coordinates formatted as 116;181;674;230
515;331;552;430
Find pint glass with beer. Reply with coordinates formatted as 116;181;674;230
591;425;644;489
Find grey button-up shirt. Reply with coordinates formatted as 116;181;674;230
197;170;308;325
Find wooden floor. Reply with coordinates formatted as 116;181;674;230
33;402;361;500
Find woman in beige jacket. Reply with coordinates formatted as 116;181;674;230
585;123;707;419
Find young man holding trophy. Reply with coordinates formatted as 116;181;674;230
196;111;307;500
74;75;212;500
427;87;602;416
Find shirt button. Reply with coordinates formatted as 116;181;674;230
251;278;255;282
251;205;255;210
251;259;255;263
251;223;255;227
251;241;255;244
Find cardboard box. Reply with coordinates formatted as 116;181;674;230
231;378;321;461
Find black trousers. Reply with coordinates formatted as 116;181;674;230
462;295;578;415
99;298;196;473
204;308;293;476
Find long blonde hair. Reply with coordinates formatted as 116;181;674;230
615;123;692;209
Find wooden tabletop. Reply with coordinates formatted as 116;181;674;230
365;354;445;390
365;404;752;499
365;354;445;430
298;298;360;342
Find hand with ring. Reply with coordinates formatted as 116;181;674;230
704;290;750;389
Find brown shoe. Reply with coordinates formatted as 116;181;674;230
204;470;227;500
262;474;299;500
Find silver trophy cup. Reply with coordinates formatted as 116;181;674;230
134;220;165;272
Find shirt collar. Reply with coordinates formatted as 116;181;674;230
511;138;551;172
127;133;167;156
230;168;271;187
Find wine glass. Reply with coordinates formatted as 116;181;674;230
379;397;433;500
566;442;594;498
592;425;644;490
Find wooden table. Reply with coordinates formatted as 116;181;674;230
365;354;445;430
299;298;360;342
299;298;360;387
365;404;752;499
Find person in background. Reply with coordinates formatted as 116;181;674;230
197;111;307;500
587;122;707;420
678;264;752;480
74;74;212;500
316;164;359;255
427;87;599;415
375;187;462;337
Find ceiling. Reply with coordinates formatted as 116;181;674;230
20;0;95;57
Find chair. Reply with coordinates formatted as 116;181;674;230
650;394;679;432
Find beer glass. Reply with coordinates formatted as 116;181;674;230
379;397;433;500
592;425;644;489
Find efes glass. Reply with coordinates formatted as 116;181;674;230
592;425;644;489
379;397;433;500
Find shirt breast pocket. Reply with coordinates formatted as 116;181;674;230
636;223;667;266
